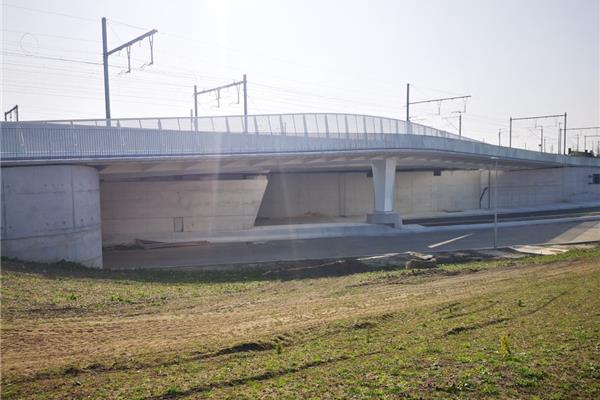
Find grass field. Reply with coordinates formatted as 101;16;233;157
1;247;600;399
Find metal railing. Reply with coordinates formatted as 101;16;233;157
1;113;481;161
25;113;476;141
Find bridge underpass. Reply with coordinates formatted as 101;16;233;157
102;219;600;270
1;113;599;268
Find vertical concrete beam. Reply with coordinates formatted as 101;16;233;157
367;158;402;227
338;173;347;217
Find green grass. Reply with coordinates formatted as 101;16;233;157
439;246;600;271
1;247;599;399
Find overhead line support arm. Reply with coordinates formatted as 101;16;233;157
409;95;472;106
106;29;158;56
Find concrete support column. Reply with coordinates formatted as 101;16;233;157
367;158;402;227
1;165;103;268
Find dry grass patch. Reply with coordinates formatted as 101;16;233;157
1;247;599;399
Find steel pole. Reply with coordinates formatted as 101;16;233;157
102;17;111;120
193;85;198;117
493;158;498;249
243;74;248;133
563;113;567;154
557;123;562;155
509;117;512;148
406;83;410;134
193;85;198;131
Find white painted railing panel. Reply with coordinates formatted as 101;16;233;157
1;113;484;161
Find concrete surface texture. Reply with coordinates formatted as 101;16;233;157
255;200;600;227
3;119;600;171
103;218;600;269
2;158;598;268
0;165;103;268
493;167;600;207
257;167;599;221
3;111;600;269
117;212;600;246
366;158;402;227
257;171;477;219
125;221;400;245
101;176;267;245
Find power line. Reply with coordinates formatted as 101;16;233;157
4;52;405;115
3;54;235;95
2;50;103;65
509;113;567;153
405;83;471;134
2;62;199;92
252;82;404;113
2;81;190;104
1;29;100;43
409;94;472;106
3;20;460;117
193;75;248;131
3;3;410;95
3;1;511;119
4;4;583;145
410;84;465;98
101;16;158;119
107;18;153;32
1;87;189;108
2;3;97;22
2;41;101;58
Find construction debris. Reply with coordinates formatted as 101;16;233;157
510;245;569;256
405;258;438;269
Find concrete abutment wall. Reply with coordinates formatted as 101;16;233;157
100;176;268;245
258;167;600;220
1;165;103;268
258;169;483;220
492;167;600;207
2;164;597;267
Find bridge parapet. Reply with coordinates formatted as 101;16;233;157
1;113;598;169
16;113;468;138
0;113;474;161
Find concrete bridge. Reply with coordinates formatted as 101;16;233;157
2;113;599;268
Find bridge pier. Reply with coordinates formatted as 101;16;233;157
1;165;103;268
367;158;402;228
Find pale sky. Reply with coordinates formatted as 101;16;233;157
1;0;599;151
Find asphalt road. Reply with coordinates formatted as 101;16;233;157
405;206;600;226
104;218;600;269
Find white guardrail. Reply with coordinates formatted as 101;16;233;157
0;113;479;161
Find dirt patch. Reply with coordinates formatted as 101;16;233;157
215;341;276;356
445;317;510;336
441;301;500;320
444;292;568;336
261;258;373;280
347;268;469;288
435;302;461;313
350;321;377;330
405;258;437;269
147;352;385;400
2;247;598;398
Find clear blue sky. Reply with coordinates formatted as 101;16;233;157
1;0;599;151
